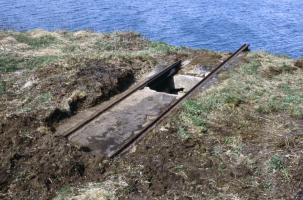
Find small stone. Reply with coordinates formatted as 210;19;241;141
60;90;87;113
159;126;168;132
22;78;38;90
37;126;50;134
129;145;137;153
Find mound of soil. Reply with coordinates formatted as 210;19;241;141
0;57;152;199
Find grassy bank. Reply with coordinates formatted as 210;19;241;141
0;30;186;72
1;30;303;199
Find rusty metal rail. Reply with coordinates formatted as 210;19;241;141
62;60;182;138
108;44;249;158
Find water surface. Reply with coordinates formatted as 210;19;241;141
1;0;302;57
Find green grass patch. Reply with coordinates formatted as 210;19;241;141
177;126;191;140
269;155;285;171
54;185;73;200
180;84;246;132
148;41;179;53
94;40;118;51
0;81;6;95
36;92;52;104
177;54;303;136
15;33;57;49
62;44;81;53
256;86;303;118
0;54;59;72
25;55;59;69
239;60;261;75
0;54;22;72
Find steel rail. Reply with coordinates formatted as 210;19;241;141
62;60;182;138
108;44;250;158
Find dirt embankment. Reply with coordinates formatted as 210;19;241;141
0;30;208;199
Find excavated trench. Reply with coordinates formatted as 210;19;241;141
57;62;207;157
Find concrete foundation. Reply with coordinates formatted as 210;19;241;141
173;74;202;92
68;88;177;156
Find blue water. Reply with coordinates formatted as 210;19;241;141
1;0;303;57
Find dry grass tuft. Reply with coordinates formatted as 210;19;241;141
54;177;127;200
295;58;303;68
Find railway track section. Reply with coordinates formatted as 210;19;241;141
59;44;249;158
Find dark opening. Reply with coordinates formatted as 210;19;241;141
147;70;184;94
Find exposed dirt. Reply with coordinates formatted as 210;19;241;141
109;114;303;199
0;58;142;199
0;31;227;199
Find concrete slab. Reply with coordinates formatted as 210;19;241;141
173;74;202;92
68;88;177;157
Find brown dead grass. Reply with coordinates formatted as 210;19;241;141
295;58;303;69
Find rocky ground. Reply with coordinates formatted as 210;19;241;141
0;30;303;200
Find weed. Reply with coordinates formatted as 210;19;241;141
36;92;52;104
181;100;207;131
179;82;246;133
62;44;80;53
0;54;23;72
177;126;190;140
183;100;203;115
224;137;234;145
148;41;179;53
95;40;117;51
263;181;273;190
54;185;73;200
240;61;261;75
174;165;185;172
269;155;285;171
0;54;59;72
15;33;57;49
281;168;291;180
290;107;303;119
19;107;32;113
0;81;6;95
257;89;303;118
218;162;227;174
25;55;59;69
